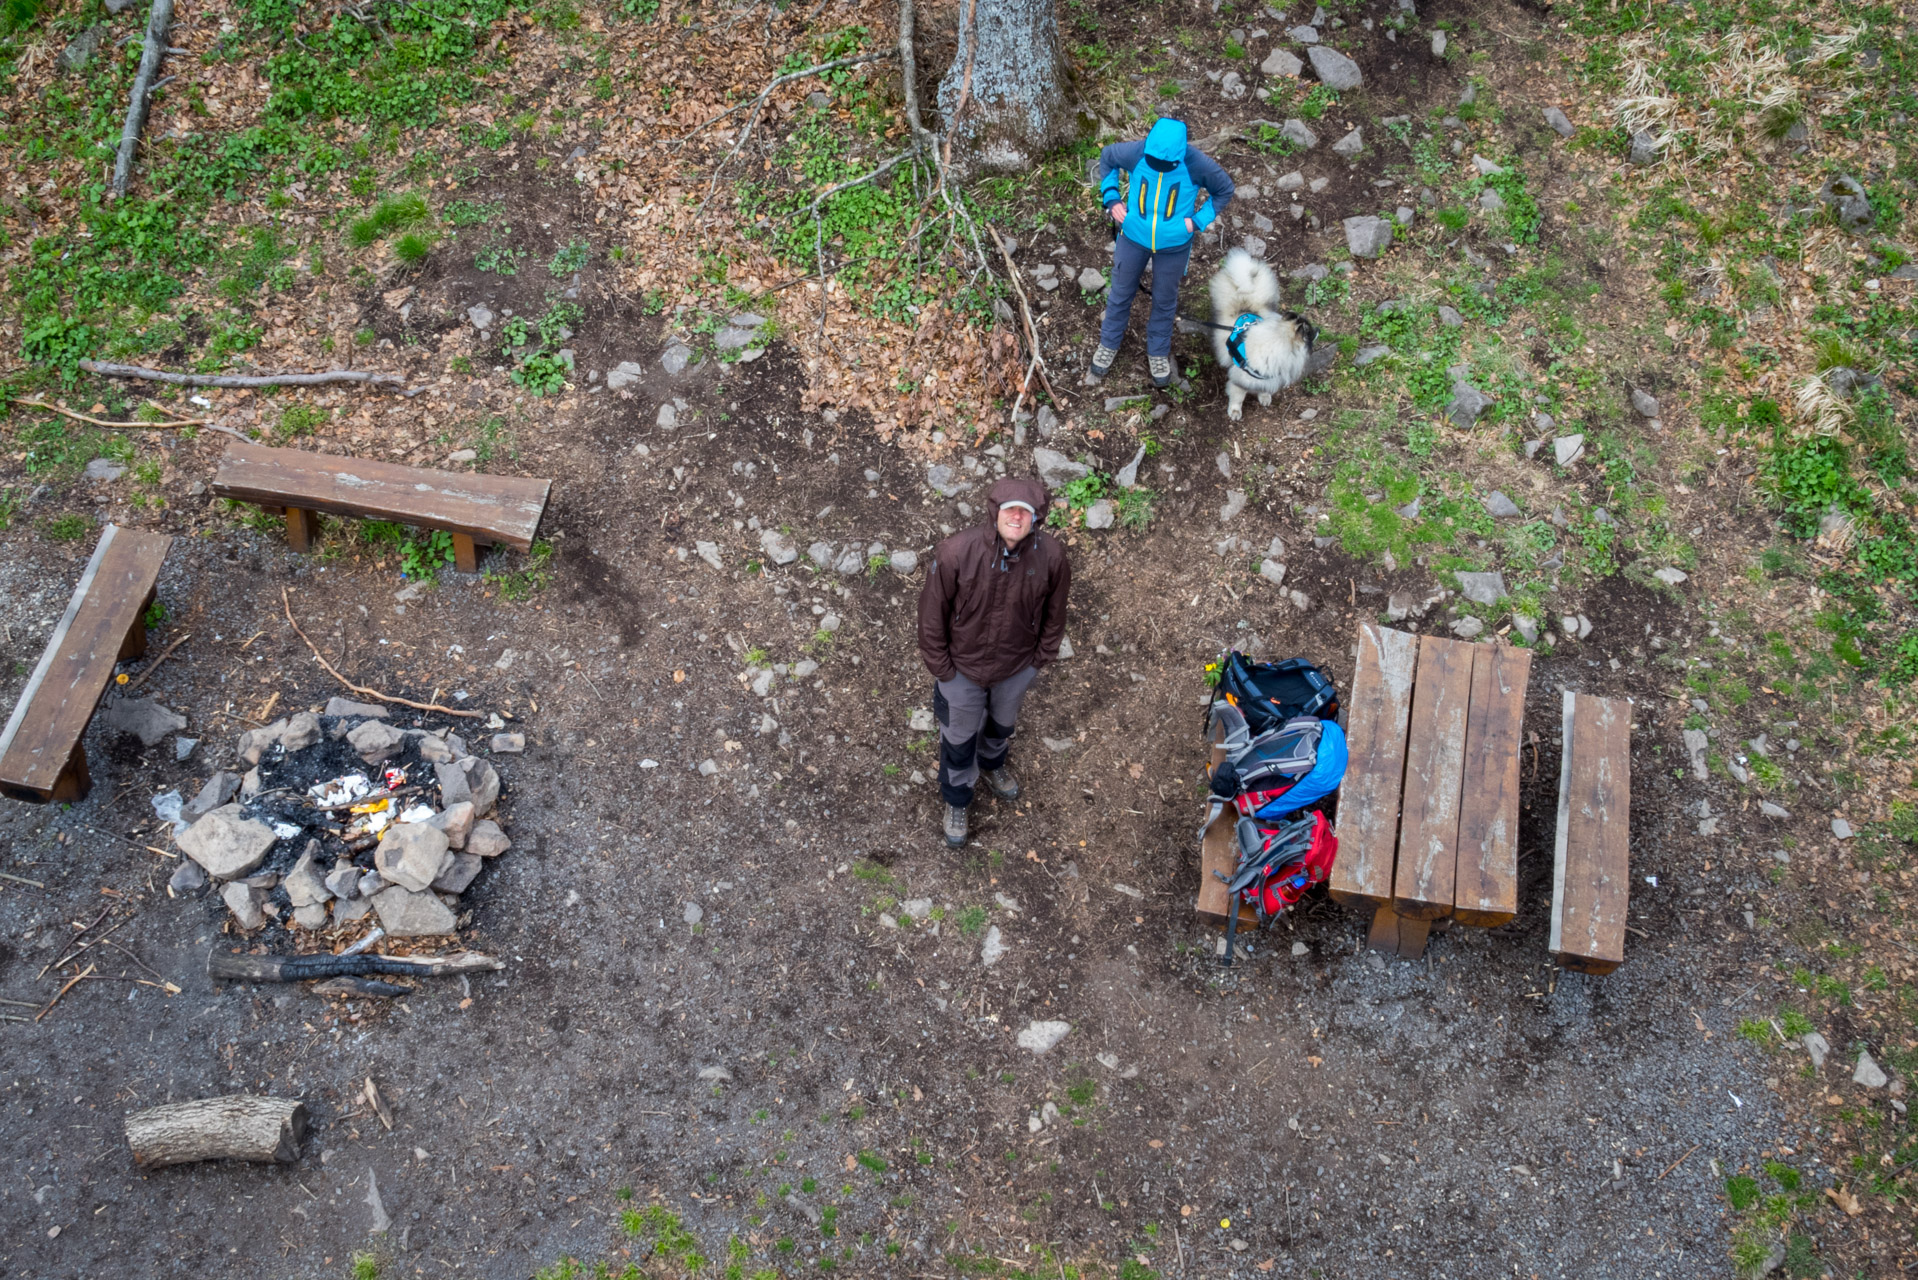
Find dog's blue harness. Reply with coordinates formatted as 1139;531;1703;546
1225;312;1269;377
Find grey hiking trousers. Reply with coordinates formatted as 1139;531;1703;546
933;665;1039;808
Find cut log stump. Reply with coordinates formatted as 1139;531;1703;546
125;1095;307;1169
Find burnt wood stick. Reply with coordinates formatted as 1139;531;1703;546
207;950;503;983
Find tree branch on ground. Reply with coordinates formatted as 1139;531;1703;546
110;0;172;198
79;360;404;389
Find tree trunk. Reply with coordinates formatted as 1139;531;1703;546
936;0;1074;176
125;1096;308;1169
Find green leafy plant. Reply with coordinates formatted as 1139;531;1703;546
44;514;88;542
475;243;527;276
348;192;430;248
548;238;590;275
398;528;456;582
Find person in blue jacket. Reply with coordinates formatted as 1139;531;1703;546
1091;117;1235;388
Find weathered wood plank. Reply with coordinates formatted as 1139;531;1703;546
209;442;551;550
1365;904;1431;959
1196;732;1257;928
1550;692;1633;974
0;525;173;802
1392;635;1474;921
1328;623;1419;909
1453;644;1532;927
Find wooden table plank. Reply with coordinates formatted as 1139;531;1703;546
1328;623;1419;909
1196;732;1257;928
210;443;551;550
1453;644;1532;927
0;525;172;801
1550;691;1633;974
1392;635;1474;921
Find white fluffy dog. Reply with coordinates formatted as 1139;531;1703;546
1208;247;1318;421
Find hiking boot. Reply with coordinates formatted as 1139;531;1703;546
1088;345;1119;381
982;766;1020;800
943;803;969;848
1149;355;1173;387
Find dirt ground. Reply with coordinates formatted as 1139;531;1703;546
0;0;1908;1276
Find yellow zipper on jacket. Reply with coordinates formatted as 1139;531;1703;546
1151;173;1163;250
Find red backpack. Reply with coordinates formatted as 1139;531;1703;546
1217;810;1338;965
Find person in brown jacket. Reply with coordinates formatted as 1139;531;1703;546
916;474;1072;846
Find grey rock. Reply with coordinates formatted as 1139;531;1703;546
432;853;484;895
980;925;1008;967
333;897;372;925
831;546;864;575
173;736;199;762
1543;106;1574;137
1455;571;1508;605
103;697;186;746
1446;382;1492;426
1431;29;1446;55
1043;737;1076;753
221;882;268;931
438;757;500;816
240;766;263;801
325;862;362;899
1259;559;1287;587
1290;262;1328;282
607;361;649;393
1353;343;1390;366
467;304;496;331
695;541;723;570
1853;1050;1889;1089
1083;499;1115;530
1308;44;1363;89
714;325;760;351
284;846;332;908
1220;70;1247;100
1395;205;1415;226
807;541;834;569
57;24;106;73
1653;567;1688;586
84;458;125;482
1472;154;1504;176
1511;614;1540;644
1683;729;1709;780
1486;490;1521;518
927;463;969;497
429;801;475;850
1437;305;1464;328
1629;130;1659;166
1450;616;1485;638
1288;589;1314;612
1831;818;1854;839
1275;170;1306;192
490;732;525;755
291;903;329;931
467;819;511;858
1304;343;1339;378
1220;490;1247;523
1035;405;1059;440
1280;118;1319;149
1262;47;1303;76
1331;127;1363;156
415;734;454;764
1344;215;1394;258
358;870;387;898
683;901;704;925
279;711;322;754
1215;451;1233;479
375;822;453;893
373;886;458;937
1016;1019;1072;1055
1760;801;1791;819
1386;590;1438;621
1554;434;1586;466
1077;267;1106;291
1114;445;1147;489
1241;235;1268;258
659;342;693;375
348;719;408;764
1289;24;1319;43
1032;448;1089;489
1804;1032;1830;1069
758;528;799;565
1819;177;1872;231
1396;497;1422;519
178;805;277;879
168;861;208;897
1478;188;1506;214
325;697;389;720
1630;386;1661;418
182;771;240;824
887;549;919;575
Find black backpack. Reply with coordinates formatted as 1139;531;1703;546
1210;652;1339;737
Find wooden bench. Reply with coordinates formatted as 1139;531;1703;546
209;442;552;572
1328;624;1531;958
0;524;173;803
1550;691;1633;974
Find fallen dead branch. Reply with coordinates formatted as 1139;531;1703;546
9;398;209;429
79;360;403;390
36;962;94;1021
125;1095;307;1168
282;587;481;718
126;632;191;691
206;949;504;983
987;225;1064;409
110;0;172;197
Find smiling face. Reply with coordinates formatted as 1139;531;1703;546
996;502;1034;547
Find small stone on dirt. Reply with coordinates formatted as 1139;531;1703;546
1043;737;1076;753
1033;448;1089;489
1759;801;1791;819
759;528;799;565
1262;47;1302;76
1485;490;1520;518
605;361;647;391
1280;118;1319;150
1308;44;1362;88
428;801;475;849
659;343;693;375
438;757;500;816
467;819;511;858
1803;1032;1830;1068
284;847;332;908
1331;127;1363;156
1353;344;1390;367
375;822;453;893
169;861;208;897
980;925;1008;967
683;901;704;925
103;697;186;746
1631;386;1661;419
85;458;125;481
1629;130;1659;166
490;733;525;755
221;882;268;931
1683;729;1709;780
1343;215;1393;258
432;853;483;895
348;719;407;764
1831;818;1854;839
1554;435;1586;466
1016;1020;1072;1055
1259;559;1287;587
1083;499;1115;530
1455;571;1507;605
1219;490;1247;523
695;541;723;570
326;697;389;719
1854;1051;1889;1089
1450;616;1485;638
1653;567;1688;586
1543;106;1574;137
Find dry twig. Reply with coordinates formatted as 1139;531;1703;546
126;632;191;691
282;588;480;718
9;399;209;429
79;361;403;390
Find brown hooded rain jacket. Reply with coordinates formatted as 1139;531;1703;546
916;475;1072;687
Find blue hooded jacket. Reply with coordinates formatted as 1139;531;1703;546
1097;119;1234;253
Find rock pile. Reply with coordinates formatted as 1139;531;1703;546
161;697;513;938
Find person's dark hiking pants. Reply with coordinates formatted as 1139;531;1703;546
1099;234;1191;359
934;666;1039;808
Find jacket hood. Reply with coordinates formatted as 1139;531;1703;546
1144;118;1189;162
986;474;1049;521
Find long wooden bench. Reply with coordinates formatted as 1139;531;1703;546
0;524;173;803
1550;691;1633;974
209;442;552;572
1329;623;1531;958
